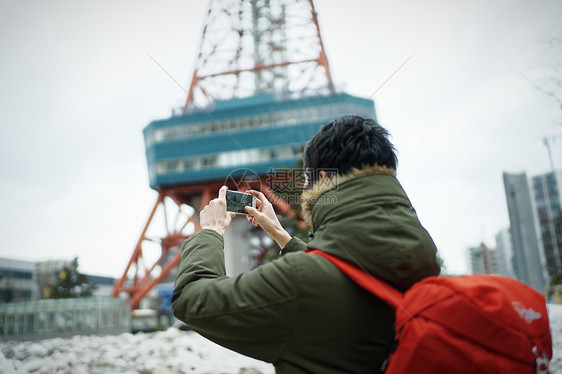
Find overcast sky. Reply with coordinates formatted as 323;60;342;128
1;0;561;277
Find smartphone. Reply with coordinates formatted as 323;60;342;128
226;190;256;215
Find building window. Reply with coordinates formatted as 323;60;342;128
156;142;306;175
210;155;218;166
192;158;202;170
259;149;270;162
154;129;165;142
279;146;292;159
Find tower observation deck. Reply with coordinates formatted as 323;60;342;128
113;0;377;308
145;93;375;188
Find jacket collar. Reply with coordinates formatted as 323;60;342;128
300;164;396;229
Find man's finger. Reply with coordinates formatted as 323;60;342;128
245;206;259;216
218;185;228;201
247;190;269;206
256;191;269;205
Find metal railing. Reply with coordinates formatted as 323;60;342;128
0;297;130;340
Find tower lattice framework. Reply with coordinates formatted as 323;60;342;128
185;0;335;110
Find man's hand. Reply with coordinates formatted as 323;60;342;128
245;190;292;248
200;186;236;236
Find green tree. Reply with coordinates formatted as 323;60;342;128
548;273;562;300
48;257;96;298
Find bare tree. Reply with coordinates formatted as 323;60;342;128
521;34;562;121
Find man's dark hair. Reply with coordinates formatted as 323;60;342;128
304;115;397;182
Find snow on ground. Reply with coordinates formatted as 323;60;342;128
548;304;562;373
0;328;274;374
2;305;562;374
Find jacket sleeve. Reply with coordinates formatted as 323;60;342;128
279;236;307;255
172;229;302;363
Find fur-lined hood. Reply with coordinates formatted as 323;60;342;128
301;164;396;229
300;164;440;290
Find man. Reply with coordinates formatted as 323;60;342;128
172;115;441;373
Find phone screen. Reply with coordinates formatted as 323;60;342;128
226;190;255;215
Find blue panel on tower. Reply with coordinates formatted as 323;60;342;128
143;93;376;189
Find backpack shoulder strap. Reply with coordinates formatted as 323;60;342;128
306;249;404;310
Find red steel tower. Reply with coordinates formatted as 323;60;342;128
112;0;340;309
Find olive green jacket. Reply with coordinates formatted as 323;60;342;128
172;165;440;373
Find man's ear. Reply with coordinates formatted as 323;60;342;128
318;170;327;180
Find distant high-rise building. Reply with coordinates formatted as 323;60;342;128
531;170;562;277
495;229;515;278
469;243;498;275
469;246;484;275
503;172;547;293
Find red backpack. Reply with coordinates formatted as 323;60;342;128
307;249;553;373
